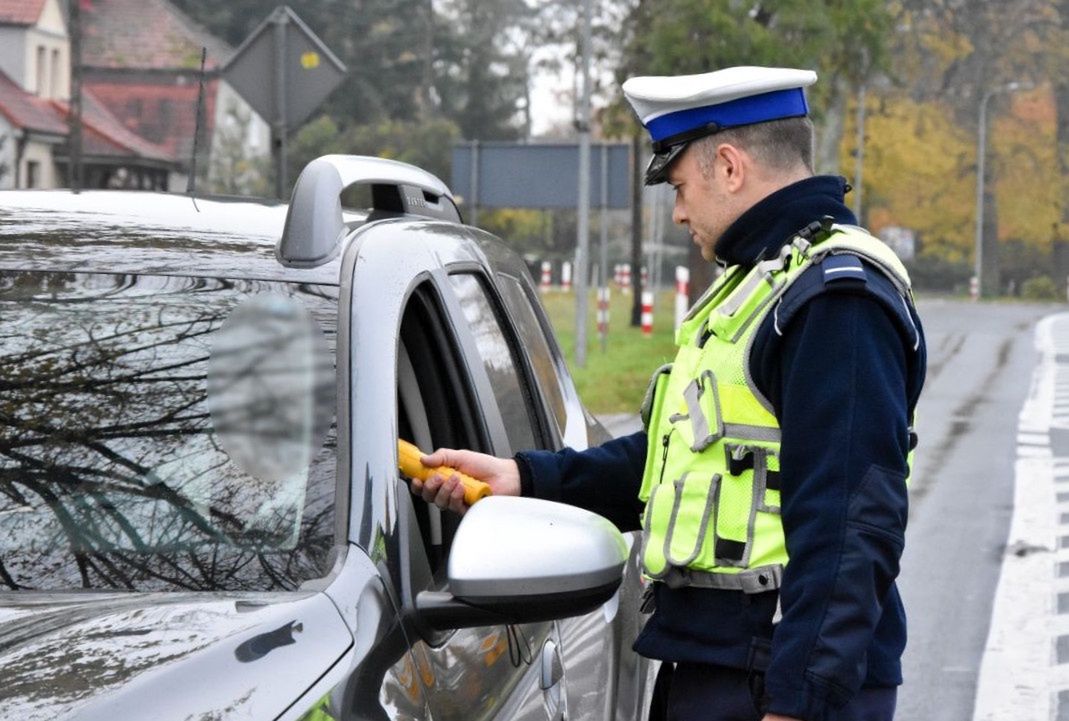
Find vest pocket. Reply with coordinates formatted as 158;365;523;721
641;472;720;578
671;370;723;452
724;444;781;515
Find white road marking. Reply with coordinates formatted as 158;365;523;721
972;313;1069;721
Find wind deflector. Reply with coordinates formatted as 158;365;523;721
278;155;462;268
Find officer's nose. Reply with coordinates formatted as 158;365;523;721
672;194;687;225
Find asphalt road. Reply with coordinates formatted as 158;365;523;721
602;297;1066;720
896;298;1063;720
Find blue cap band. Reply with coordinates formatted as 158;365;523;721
645;88;810;144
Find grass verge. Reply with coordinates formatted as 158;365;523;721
539;288;679;415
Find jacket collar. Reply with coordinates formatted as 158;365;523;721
713;175;856;267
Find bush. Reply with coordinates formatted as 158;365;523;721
903;254;973;293
1020;275;1060;301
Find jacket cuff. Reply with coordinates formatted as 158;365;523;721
512;450;563;502
763;673;851;721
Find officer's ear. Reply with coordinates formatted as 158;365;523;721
714;142;747;193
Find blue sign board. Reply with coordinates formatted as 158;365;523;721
451;142;633;210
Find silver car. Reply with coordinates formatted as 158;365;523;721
0;156;656;721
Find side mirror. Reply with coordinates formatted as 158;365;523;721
415;497;627;630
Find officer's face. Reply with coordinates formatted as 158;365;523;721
668;145;738;262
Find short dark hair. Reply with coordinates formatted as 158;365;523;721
694;116;814;175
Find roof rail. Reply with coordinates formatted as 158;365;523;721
278;154;462;268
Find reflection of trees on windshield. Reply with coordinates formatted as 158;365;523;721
0;271;339;591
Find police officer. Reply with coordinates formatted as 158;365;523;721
412;66;926;721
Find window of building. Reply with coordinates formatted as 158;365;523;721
51;48;60;98
26;161;40;189
35;46;46;97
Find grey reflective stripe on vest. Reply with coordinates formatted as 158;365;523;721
662;473;719;567
640;362;673;431
717;268;769;318
662;563;784;593
684;371;723;451
722;423;781;442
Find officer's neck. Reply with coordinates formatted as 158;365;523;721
713;175;856;268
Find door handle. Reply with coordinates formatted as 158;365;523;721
540;639;563;690
540;639;565;721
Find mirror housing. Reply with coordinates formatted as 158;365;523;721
415;497;627;630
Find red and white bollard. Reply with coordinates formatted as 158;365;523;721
641;291;654;337
561;261;572;292
969;275;979;302
620;263;632;293
597;286;610;340
674;266;690;331
540;261;552;293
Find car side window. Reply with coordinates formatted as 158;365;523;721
446;273;542;453
397;283;486;583
495;274;568;446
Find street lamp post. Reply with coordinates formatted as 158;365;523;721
975;81;1023;298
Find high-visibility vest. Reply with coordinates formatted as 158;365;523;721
638;223;914;591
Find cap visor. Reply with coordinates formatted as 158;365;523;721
644;144;686;185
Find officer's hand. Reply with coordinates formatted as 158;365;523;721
410;448;521;515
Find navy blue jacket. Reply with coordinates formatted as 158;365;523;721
515;176;926;721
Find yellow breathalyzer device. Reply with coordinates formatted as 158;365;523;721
398;439;492;506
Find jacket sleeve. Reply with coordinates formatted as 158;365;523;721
757;289;915;720
514;431;648;532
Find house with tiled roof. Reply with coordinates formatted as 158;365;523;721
0;0;268;191
0;0;69;187
0;0;181;188
82;0;270;192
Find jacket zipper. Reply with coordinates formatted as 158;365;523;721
658;428;674;486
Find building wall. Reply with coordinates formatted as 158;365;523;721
209;80;271;195
22;0;69;99
0;115;15;190
19;139;58;189
0;28;27;87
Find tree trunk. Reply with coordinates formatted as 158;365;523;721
1054;76;1069;296
418;0;434;120
688;241;713;307
814;75;849;175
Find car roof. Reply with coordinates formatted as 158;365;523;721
0;190;364;285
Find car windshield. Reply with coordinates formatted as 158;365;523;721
0;270;339;591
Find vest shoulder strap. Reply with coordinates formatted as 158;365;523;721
773;254;922;352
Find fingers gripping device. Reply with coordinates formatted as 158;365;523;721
397;440;492;506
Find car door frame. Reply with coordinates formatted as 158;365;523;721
341;218;565;721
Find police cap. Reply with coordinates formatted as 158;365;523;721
622;66;818;185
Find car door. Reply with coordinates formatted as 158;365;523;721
493;271;658;721
394;270;565;721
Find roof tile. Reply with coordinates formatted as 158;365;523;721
84;77;217;159
0;0;46;26
83;0;231;70
0;70;68;135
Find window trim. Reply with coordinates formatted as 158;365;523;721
444;265;556;453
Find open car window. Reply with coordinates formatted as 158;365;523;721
0;270;339;591
397;283;487;584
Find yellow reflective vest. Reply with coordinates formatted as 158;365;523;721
639;224;913;591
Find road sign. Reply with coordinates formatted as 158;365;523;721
223;6;346;196
451;142;632;211
224;6;345;128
